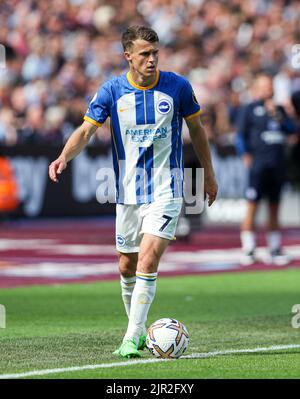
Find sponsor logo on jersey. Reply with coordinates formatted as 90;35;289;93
125;127;168;142
119;107;131;112
261;130;285;145
157;99;172;114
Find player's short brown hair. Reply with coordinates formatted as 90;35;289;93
122;25;159;52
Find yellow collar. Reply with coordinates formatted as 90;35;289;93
126;70;160;90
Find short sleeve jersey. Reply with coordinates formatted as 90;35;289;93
236;100;296;168
84;70;201;204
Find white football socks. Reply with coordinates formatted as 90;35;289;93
266;231;281;253
123;272;157;345
241;230;256;253
120;275;136;318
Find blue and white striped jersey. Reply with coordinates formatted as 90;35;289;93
84;70;201;204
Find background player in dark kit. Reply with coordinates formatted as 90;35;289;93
236;74;297;265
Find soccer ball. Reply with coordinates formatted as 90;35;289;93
146;318;189;359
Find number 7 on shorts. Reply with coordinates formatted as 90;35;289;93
159;215;173;232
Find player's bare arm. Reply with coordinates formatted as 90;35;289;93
49;121;98;183
186;116;218;207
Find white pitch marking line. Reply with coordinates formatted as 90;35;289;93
184;344;300;359
0;344;299;379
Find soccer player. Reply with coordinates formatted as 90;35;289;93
49;26;218;358
236;74;297;266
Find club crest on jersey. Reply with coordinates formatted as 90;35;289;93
253;106;265;116
157;99;172;115
116;235;126;247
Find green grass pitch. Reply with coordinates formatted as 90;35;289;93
0;269;300;379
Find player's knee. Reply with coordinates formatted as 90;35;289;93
118;253;137;277
137;251;159;273
119;263;136;278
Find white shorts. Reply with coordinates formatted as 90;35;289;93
116;198;183;253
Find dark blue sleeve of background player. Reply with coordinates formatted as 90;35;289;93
179;78;201;118
276;105;297;134
85;84;111;125
282;115;297;134
235;105;251;155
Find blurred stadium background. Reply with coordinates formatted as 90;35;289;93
0;0;300;284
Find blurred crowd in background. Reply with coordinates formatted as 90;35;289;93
1;0;300;147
